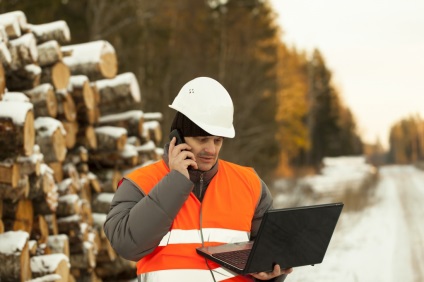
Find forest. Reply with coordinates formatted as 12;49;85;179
0;0;367;182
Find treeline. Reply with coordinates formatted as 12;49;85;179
0;0;363;180
388;115;424;164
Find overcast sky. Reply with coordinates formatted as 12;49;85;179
269;0;424;149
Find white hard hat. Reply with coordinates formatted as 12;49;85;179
169;77;235;138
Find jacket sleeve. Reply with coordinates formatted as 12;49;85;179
250;178;273;239
103;170;193;261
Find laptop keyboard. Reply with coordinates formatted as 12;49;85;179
212;249;251;269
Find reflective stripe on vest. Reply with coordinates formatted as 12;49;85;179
158;228;249;246
138;267;249;282
127;159;261;282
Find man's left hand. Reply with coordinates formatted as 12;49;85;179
250;264;293;280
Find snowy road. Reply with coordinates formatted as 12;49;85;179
285;165;424;282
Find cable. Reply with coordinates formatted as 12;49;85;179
200;205;217;282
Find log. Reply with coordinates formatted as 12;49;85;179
47;161;63;183
91;169;122;193
0;38;12;68
6;64;42;91
8;33;38;70
16;146;43;176
66;146;89;165
92;213;116;263
23;83;58;118
91;193;114;214
34;117;67;162
2;199;33;233
62;40;117;81
62;121;78;149
69;241;96;269
86;172;102;193
56;90;77;122
76;125;97;150
57;178;80;196
0;101;35;158
44;214;59;235
0;175;29;201
95;72;141;116
28;239;38;256
89;144;139;169
143;112;163;122
135;140;161;164
98;110;144;138
27;274;62;282
30;253;70;282
56;194;81;217
31;214;50;245
28;20;71;45
0;11;24;39
0;62;5;97
32;173;58;216
0;230;32;281
41;61;71;90
47;234;70;257
28;163;55;200
37;40;63;67
0;160;20;188
94;126;127;152
95;256;137;279
67;75;95;110
143;120;162;145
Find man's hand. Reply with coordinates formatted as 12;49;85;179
250;265;293;280
168;137;198;178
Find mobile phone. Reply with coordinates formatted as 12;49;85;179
169;129;185;145
169;129;193;170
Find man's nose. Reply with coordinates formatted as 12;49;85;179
204;140;216;154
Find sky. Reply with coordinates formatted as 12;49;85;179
269;0;424;149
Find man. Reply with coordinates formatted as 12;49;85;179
104;77;293;281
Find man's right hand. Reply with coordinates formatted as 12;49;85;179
168;137;198;179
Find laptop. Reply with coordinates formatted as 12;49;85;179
196;202;343;274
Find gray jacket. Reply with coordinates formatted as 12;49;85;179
104;146;287;281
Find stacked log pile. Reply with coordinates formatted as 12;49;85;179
0;10;164;282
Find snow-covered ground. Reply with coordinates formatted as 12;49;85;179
273;157;424;282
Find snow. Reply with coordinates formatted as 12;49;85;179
0;100;33;125
58;194;80;204
68;75;88;89
0;41;12;64
3;92;29;102
47;234;69;251
34;117;67;137
273;157;424;282
30;253;69;273
95;72;141;102
28;20;70;42
62;40;115;63
92;213;107;226
144;112;163;121
10;33;38;60
0;230;29;254
99;110;144;123
27;274;62;282
97;192;115;203
121;144;138;158
135;140;156;152
94;125;127;138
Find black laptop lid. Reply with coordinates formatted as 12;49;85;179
245;202;344;273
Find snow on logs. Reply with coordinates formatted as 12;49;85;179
0;231;31;281
61;40;118;81
0;100;35;158
0;10;165;280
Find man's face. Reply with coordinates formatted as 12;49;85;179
184;136;224;171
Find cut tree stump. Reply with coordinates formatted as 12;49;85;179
0;230;32;281
0;100;35;158
62;40;117;81
30;253;70;282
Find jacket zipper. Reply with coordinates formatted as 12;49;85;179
199;173;204;201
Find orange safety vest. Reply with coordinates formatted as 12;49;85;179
126;159;262;282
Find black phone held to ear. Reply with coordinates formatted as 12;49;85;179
169;129;185;145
